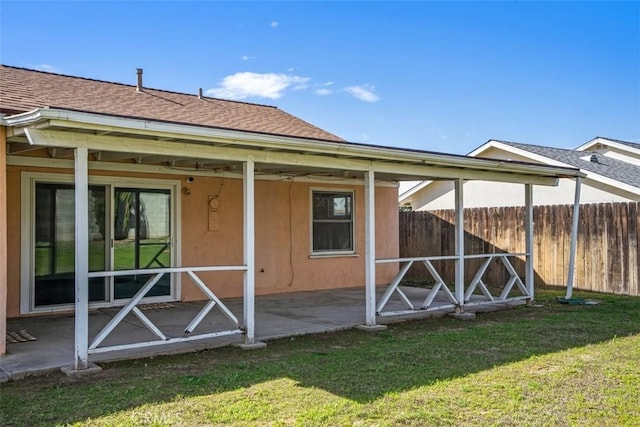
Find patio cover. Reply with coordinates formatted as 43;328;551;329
2;107;586;370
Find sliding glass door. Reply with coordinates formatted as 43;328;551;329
29;179;175;310
113;188;172;299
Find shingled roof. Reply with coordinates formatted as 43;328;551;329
493;140;640;189
0;65;345;142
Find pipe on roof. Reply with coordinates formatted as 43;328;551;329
136;68;143;92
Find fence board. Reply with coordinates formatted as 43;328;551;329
399;202;640;296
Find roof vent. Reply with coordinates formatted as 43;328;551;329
136;68;143;92
198;88;203;99
590;154;599;164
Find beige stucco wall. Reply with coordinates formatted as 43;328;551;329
5;163;399;317
0;127;7;354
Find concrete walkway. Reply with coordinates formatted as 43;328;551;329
1;286;521;382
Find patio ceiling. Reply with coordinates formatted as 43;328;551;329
3;107;586;185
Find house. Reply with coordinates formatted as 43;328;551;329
0;65;584;371
400;137;640;211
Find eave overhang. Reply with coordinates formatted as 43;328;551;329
3;108;585;186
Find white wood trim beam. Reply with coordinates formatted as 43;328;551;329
90;273;164;349
524;184;534;298
74;146;89;370
87;329;243;354
377;261;414;313
186;270;240;327
30;112;575;171
24;129;563;185
92;151;141;162
7;155;398;187
243;160;256;343
566;177;582;299
364;170;377;326
454;178;465;310
371;163;561;185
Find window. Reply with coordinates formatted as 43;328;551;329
312;190;354;253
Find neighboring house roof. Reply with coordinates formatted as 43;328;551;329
580;136;640;151
624;140;640;150
0;65;344;142
492;140;640;189
400;137;640;207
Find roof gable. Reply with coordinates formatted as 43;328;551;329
0;65;344;142
482;140;640;189
578;136;640;152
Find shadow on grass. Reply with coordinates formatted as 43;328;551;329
2;289;639;426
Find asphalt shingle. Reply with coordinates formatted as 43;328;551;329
496;140;640;188
0;65;345;142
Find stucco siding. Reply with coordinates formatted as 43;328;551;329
5;164;399;317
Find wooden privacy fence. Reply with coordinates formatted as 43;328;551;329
399;202;640;297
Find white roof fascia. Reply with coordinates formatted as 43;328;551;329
467;140;503;157
602;151;640;166
5;108;584;180
398;180;434;203
576;137;640;156
581;171;640;198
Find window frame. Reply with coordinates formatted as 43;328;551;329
309;188;356;256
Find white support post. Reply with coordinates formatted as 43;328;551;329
454;178;465;311
524;184;534;299
566;177;582;299
364;170;377;326
243;160;256;344
74;147;89;370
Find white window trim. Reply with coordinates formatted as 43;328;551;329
309;187;356;257
20;171;182;314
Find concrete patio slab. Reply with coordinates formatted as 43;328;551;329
1;286;524;382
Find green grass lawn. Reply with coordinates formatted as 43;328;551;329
2;289;639;426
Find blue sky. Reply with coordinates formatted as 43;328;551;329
1;1;639;154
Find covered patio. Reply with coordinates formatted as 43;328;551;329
1;106;585;378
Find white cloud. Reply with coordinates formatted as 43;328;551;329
313;82;334;96
241;55;255;61
314;88;332;96
344;84;380;102
206;72;310;100
35;64;59;73
270;21;279;28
